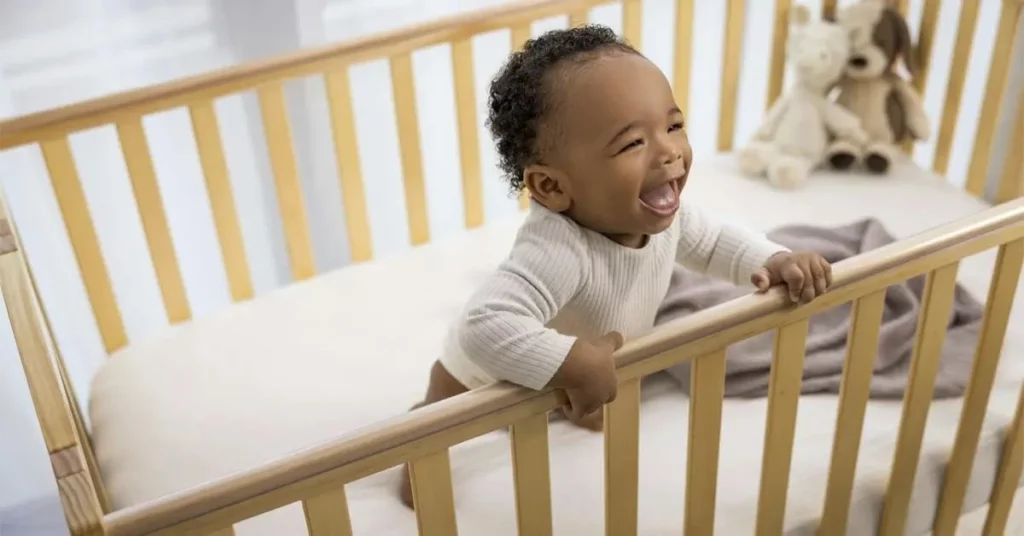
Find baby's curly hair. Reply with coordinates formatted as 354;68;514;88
486;25;640;195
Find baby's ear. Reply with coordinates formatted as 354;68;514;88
523;165;572;213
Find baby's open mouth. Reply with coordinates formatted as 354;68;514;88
638;178;682;216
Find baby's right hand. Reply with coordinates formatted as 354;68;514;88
551;331;623;422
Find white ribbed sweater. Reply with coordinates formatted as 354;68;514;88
439;200;786;390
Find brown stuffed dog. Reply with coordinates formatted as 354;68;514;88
825;0;930;173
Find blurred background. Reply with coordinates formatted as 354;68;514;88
0;0;1021;533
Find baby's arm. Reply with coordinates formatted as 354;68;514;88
458;215;587;391
675;201;788;286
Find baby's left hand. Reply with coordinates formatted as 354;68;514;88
751;251;833;304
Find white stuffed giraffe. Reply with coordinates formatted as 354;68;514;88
738;3;868;189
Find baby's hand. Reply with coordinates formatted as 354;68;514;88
751;251;833;304
550;331;623;428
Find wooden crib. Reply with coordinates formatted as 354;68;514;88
2;0;1024;534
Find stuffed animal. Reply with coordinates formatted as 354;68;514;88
825;0;930;173
738;4;868;189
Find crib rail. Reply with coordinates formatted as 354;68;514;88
90;197;1024;536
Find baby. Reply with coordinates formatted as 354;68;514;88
399;25;832;507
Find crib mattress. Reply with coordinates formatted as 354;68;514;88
88;153;1024;535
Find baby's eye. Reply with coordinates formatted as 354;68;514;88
619;138;644;153
669;122;685;132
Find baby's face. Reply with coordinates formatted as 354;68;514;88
530;52;692;247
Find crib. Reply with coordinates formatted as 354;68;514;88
2;0;1024;534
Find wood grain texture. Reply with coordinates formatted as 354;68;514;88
684;349;726;536
302;486;353;536
510;412;553;536
409;450;458;535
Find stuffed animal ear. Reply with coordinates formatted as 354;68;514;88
790;3;811;26
886;6;919;77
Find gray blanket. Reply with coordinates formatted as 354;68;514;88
658;218;983;399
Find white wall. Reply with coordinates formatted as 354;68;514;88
1;0;1021;511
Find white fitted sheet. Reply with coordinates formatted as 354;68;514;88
88;153;1024;535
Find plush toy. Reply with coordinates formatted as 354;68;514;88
825;0;930;173
738;4;868;189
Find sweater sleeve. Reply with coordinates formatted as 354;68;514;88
675;200;789;286
457;212;588;390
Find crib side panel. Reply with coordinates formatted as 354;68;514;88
0;198;107;535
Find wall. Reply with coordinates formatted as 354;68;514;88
1;0;1021;514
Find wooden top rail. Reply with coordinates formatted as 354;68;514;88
101;197;1024;536
0;0;601;150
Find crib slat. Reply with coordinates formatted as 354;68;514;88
40;137;127;353
569;8;588;27
390;53;431;246
821;0;837;18
997;89;1024;204
755;319;809;536
878;262;960;536
324;68;373;263
895;0;909;15
452;37;485;230
188;102;254;302
933;239;1024;535
672;0;694;115
931;1;980;175
510;412;553;536
684;349;727;536
622;0;642;48
717;0;745;151
409;449;458;535
302;486;353;536
912;0;941;96
257;83;316;280
510;24;532;212
605;378;641;536
819;291;886;534
965;0;1023;196
116;118;191;324
982;384;1024;535
765;0;791;109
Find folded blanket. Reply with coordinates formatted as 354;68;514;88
658;218;983;399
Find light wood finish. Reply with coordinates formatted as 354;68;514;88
755;320;810;536
982;384;1024;535
452;37;485;230
622;0;642;48
931;0;980;175
878;262;961;536
568;8;588;27
912;0;942;95
765;0;791;109
0;207;15;256
101;199;1024;536
510;412;553;536
302;487;353;536
408;450;459;535
206;527;235;536
390;53;431;246
933;239;1024;535
188;102;254;301
116;118;191;323
965;0;1022;196
0;0;613;150
604;378;641;536
40;137;127;353
672;0;694;115
997;89;1024;204
0;201;105;536
818;291;886;535
717;0;745;151
821;0;837;19
896;0;909;15
324;68;373;263
684;349;727;536
257;83;317;280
